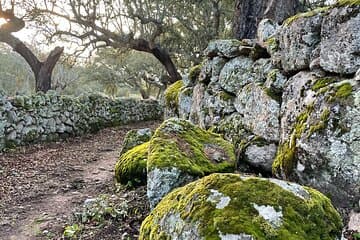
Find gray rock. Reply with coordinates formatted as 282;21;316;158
178;87;193;119
277;71;359;208
257;19;279;47
219;56;254;94
244;143;277;172
235;83;280;142
120;128;153;155
204;39;243;58
278;11;323;72
320;5;360;74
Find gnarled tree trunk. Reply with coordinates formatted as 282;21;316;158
233;0;301;39
0;7;63;93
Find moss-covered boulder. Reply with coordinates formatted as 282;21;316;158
120;128;153;155
115;142;149;186
147;118;235;208
140;173;343;240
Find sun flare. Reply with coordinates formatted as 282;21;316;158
0;18;7;26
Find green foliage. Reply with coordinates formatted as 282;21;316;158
63;224;81;239
73;195;129;225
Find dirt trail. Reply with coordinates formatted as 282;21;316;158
0;121;159;240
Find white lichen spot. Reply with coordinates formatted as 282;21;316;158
269;178;310;200
207;189;231;209
159;212;201;240
253;203;283;228
297;162;305;172
219;232;254;240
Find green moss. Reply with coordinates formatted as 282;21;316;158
164;80;184;109
189;64;202;82
272;105;313;177
266;37;279;52
335;0;360;7
148;119;235;176
140;173;343;239
217;91;234;101
312;78;337;92
335;82;353;98
265;88;282;103
307;108;331;138
284;6;330;26
114;142;149;186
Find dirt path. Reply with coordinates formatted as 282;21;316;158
0;121;160;240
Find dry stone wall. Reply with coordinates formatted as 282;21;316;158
165;3;360;210
0;91;163;151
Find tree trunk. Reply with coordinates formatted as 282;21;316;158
233;0;301;39
130;39;181;84
36;47;64;92
0;31;63;93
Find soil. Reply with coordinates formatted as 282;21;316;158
0;121;160;240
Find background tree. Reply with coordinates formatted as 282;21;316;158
233;0;301;39
0;0;64;92
80;49;166;99
27;0;233;84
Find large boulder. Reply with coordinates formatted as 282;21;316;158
147;118;235;209
320;4;360;74
140;173;343;240
273;71;360;208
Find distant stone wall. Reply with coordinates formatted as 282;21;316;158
0;92;163;150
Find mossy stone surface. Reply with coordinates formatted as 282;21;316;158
140;173;343;240
147;118;236;208
120;128;153;155
148;118;235;175
115;142;149;186
164;80;184;109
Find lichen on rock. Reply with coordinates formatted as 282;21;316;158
147;118;235;208
140;173;343;240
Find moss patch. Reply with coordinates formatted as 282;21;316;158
312;78;337;92
266;37;279;52
189;64;202;82
140;173;342;239
284;6;330;26
335;0;360;7
148;119;235;176
115;142;149;186
335;82;353;98
272;105;314;177
164;80;184;109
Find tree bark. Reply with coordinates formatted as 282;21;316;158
37;47;64;92
0;11;64;93
129;39;181;84
233;0;301;39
